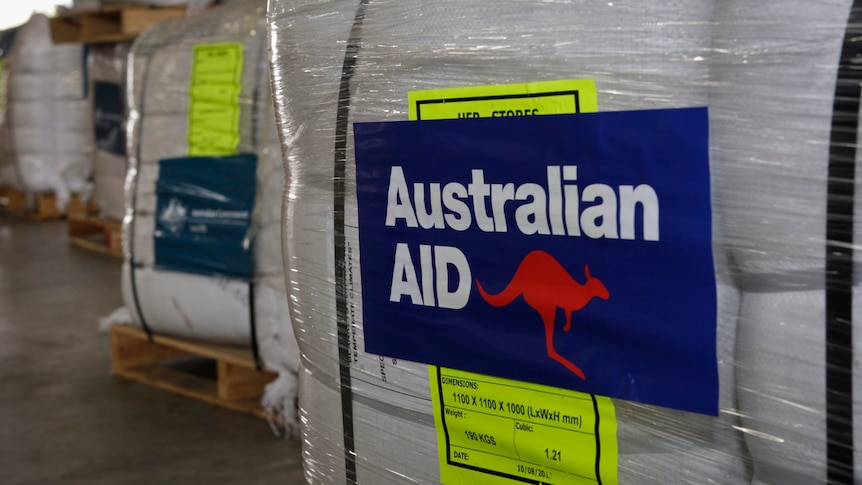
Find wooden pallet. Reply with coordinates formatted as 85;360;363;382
0;186;64;221
66;200;123;259
111;325;278;420
50;4;186;44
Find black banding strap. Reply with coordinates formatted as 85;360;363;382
334;1;370;483
826;3;861;482
248;281;262;370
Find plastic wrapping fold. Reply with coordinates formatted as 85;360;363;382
123;0;299;427
268;0;862;483
0;14;91;208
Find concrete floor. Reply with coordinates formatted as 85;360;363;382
0;215;305;484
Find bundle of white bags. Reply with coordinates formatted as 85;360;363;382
0;14;91;210
267;0;861;483
121;0;299;425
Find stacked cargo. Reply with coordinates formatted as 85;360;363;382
63;42;131;258
118;0;300;427
0;14;90;214
267;0;861;483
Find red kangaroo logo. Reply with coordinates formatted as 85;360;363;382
475;250;609;380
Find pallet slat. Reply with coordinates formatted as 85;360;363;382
110;325;277;420
50;5;186;44
0;187;65;221
67;212;123;259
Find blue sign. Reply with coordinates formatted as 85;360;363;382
155;154;257;280
93;81;125;156
354;107;718;415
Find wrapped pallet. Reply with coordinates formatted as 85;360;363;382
90;43;130;221
270;0;862;483
122;0;299;425
710;1;860;483
0;14;91;209
268;1;755;483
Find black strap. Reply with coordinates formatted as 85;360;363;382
591;394;603;485
248;281;262;370
826;3;861;483
82;44;91;100
334;1;370;483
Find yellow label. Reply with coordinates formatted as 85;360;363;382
188;43;243;156
430;367;617;485
408;79;597;121
411;80;616;484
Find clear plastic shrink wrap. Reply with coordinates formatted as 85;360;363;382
711;2;859;483
269;0;862;484
90;43;131;221
123;0;300;424
0;14;91;209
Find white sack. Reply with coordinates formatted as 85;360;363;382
268;1;748;483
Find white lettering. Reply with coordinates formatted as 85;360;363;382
415;183;445;229
563;166;580;236
189;209;249;219
434;245;471;309
547;166;565;236
442;183;471;231
619;185;660;241
467;170;494;232
389;243;423;304
383;165;659;242
491;183;514;232
580;184;619;239
515;183;551;235
385;167;418;227
420;245;435;306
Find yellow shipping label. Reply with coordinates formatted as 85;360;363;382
412;80;616;484
188;43;243;156
408;79;597;121
430;367;617;485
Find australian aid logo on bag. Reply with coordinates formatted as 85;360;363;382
353;107;718;416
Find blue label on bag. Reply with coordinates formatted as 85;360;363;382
354;107;718;415
154;154;257;280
